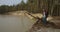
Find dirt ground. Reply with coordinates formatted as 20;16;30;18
27;16;60;32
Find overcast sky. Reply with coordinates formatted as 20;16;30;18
0;0;27;5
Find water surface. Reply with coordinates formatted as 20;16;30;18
0;15;34;32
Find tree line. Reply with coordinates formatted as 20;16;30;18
0;0;28;14
0;0;60;16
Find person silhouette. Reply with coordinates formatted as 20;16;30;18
42;9;48;25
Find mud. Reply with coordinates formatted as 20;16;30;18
27;17;60;32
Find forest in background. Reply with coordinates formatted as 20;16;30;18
0;0;60;16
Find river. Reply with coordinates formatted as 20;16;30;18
0;15;60;32
0;15;35;32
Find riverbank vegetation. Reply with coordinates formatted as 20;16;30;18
0;0;60;16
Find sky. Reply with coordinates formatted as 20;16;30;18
0;0;27;6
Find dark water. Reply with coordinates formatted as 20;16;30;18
0;15;34;32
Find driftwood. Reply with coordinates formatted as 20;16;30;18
26;12;37;19
26;12;60;29
26;12;60;32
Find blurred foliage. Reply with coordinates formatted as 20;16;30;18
0;0;60;16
